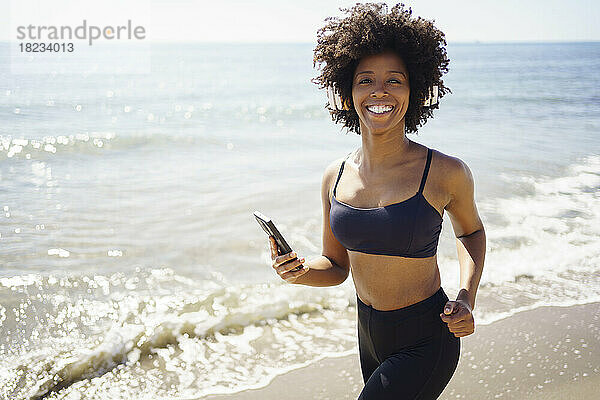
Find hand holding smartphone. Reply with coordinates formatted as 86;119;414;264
254;211;308;278
254;211;292;255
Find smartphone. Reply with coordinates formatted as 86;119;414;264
253;211;302;271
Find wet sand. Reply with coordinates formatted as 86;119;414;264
202;301;600;399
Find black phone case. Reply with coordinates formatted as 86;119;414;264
253;211;303;272
253;211;292;254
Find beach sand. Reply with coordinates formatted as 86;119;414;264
203;301;600;399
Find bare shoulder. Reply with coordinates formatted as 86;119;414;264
321;154;349;199
323;156;347;179
430;148;483;236
430;148;474;193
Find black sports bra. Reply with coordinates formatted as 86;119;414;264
329;147;443;258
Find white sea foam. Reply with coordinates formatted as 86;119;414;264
0;268;358;399
476;154;599;283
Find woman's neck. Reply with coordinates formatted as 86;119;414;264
357;125;413;176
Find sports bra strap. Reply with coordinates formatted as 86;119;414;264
333;152;352;197
418;148;432;194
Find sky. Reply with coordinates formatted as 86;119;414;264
2;0;599;43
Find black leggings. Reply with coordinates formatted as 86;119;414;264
357;287;460;400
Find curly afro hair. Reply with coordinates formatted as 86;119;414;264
312;2;451;135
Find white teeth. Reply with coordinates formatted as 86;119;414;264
366;105;393;114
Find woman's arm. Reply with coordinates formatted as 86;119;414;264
290;254;349;287
454;229;486;310
445;157;486;310
272;158;351;287
439;156;486;338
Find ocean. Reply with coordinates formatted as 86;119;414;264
0;41;599;399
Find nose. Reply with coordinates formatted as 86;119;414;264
370;83;388;98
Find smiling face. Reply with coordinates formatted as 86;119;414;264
351;51;410;135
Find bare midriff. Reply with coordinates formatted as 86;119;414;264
349;251;441;311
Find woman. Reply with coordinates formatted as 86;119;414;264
269;3;486;399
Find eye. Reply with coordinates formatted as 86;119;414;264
357;78;401;84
